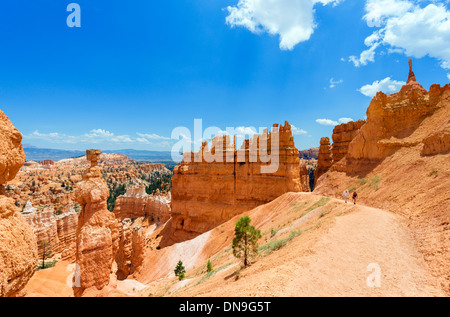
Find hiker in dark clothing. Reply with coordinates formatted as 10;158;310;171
352;191;358;205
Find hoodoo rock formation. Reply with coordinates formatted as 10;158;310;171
314;137;332;188
299;164;310;193
113;185;171;223
73;149;120;297
116;219;145;280
313;121;366;188
170;121;307;242
338;60;445;171
331;120;366;163
0;110;38;297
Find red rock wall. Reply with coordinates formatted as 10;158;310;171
314;137;332;188
113;185;171;223
331;120;366;163
170;121;306;242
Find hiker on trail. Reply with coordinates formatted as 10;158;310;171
352;191;358;205
343;189;350;203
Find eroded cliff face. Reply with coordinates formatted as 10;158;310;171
116;219;145;280
314;137;332;188
342;65;447;172
0;111;26;185
0;110;38;297
313;121;366;188
331;120;366;163
170;121;306;242
22;204;78;261
72;150;120;297
299;164;310;193
113;185;171;223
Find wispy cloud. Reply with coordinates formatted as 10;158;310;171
316;117;354;126
24;129;172;146
316;119;339;126
329;78;344;88
291;125;308;135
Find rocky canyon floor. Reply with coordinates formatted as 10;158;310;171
23;193;446;297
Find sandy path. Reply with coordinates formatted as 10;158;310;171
278;205;443;296
178;197;444;297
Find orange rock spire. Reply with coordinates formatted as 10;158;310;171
73;149;119;297
407;58;417;84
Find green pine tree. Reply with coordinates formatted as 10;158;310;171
206;259;213;273
174;260;186;280
232;216;261;267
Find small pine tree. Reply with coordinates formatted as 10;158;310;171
232;216;261;267
206;259;213;273
174;260;186;280
40;241;53;269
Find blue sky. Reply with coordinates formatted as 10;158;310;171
1;0;449;152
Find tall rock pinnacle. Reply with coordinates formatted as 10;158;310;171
407;58;417;84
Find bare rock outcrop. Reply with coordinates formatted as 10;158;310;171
170;121;306;242
314;137;332;188
331;120;366;163
421;118;450;156
23;207;58;255
22;202;79;261
0;110;38;297
73;149;120;297
299;164;310;193
55;208;78;260
113;185;171;223
341;61;446;173
116;219;145;280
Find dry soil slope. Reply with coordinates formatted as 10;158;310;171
139;193;444;297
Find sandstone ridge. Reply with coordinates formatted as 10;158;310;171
170;121;309;243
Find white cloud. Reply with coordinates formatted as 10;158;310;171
447;73;450;80
338;117;354;124
358;77;406;97
316;117;356;126
291;125;308;135
24;129;171;146
225;0;342;50
316;118;339;126
351;1;450;71
85;129;114;138
329;78;344;88
349;42;380;67
363;0;414;27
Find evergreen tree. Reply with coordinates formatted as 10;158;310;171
232;216;261;267
174;260;186;280
206;259;213;273
40;241;53;269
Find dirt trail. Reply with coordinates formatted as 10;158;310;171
176;195;444;297
279;204;443;296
